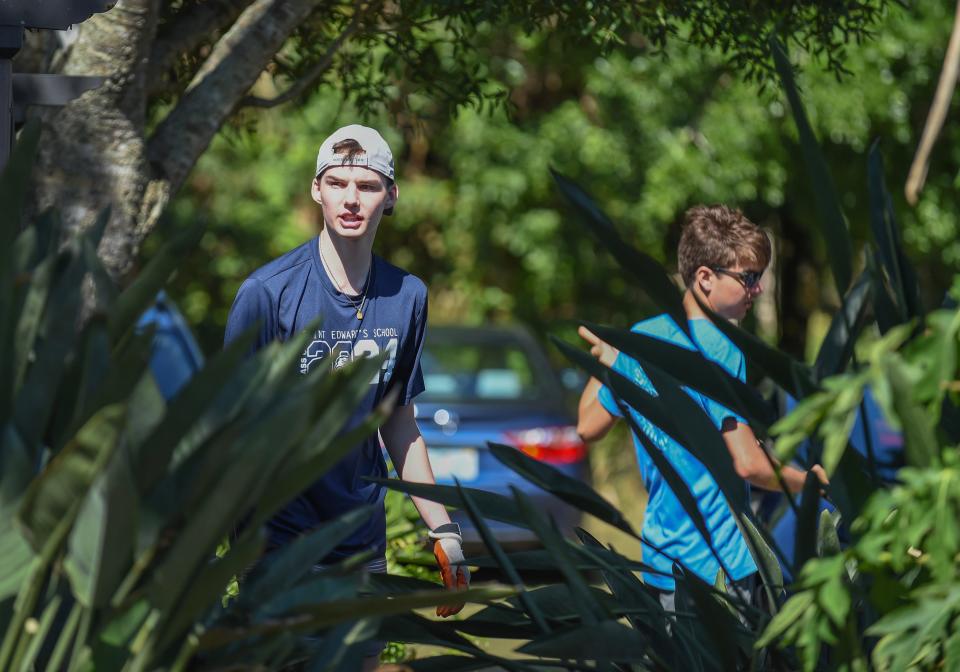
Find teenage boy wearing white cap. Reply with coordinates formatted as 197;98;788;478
225;125;469;658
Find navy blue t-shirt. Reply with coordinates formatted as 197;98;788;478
224;236;426;559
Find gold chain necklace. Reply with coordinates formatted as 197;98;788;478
319;241;371;320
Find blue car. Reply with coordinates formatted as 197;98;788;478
415;326;590;550
137;291;205;399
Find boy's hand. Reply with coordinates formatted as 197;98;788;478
811;464;830;486
578;326;619;368
430;524;470;617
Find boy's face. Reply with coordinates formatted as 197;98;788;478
311;165;397;240
700;262;765;321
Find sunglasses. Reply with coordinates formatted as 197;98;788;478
711;267;763;290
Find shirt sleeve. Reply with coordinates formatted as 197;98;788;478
390;286;427;406
697;345;747;429
224;278;276;353
597;352;633;418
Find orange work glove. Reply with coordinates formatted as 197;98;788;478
430;523;470;617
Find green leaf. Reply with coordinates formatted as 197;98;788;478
684;574;744;671
517;619;650;661
813;270;872;381
12;248;87;451
11;254;56;392
376;479;527;529
737;514;783;611
153;529;264;657
756;590;813;648
17;404;126;553
885;357;938;468
14;593;61;672
550;169;688;333
867;141;923;324
0;121;42;420
691;294;818;399
241;507;374;609
511;487;607;626
817;510;841;558
64;441;140;608
486;441;637;537
793;471;821;571
771;38;852;296
197;585;516;651
587;321;777;431
457;481;550;634
107;223;204;341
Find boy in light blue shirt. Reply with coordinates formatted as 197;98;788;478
577;204;827;608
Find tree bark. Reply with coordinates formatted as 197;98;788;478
31;0;160;279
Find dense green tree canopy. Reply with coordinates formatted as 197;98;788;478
154;0;958;357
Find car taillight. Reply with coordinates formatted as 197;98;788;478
503;426;588;464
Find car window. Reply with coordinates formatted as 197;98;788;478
421;342;543;401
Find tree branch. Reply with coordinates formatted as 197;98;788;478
905;0;960;205
146;0;254;98
147;0;330;196
240;0;366;109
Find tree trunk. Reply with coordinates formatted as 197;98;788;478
31;0;160;280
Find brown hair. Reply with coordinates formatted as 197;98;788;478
677;205;770;287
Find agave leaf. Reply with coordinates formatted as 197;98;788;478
17;404;126;554
550;169;688;333
828;444;877;523
771;38;852;296
64;439;139;608
0;423;33;513
457;481;550;634
45;600;83;672
153;529;264;657
587;321;776;431
512;486;606;626
198;585;516;651
107;224;204;342
375;479;527;529
131;326;255;496
240;506;374;609
517;619;649;661
11;254;56;392
486;441;636;537
691;294;818;399
684;574;744;671
618;404;730;582
793;472;822;572
56;328;153;453
0;121;42;419
553;338;738;502
0;515;33;602
378;613;486;657
147;387;320;617
737;514;783;611
12;248;86;452
867;142;923;323
813;270;873;382
253;354;387;523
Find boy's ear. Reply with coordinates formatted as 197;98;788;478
695;265;715;292
310;177;323;205
383;182;398;216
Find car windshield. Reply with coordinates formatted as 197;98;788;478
420;341;544;402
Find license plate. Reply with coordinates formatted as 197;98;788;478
428;447;479;482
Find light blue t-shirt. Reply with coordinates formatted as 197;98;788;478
597;315;757;590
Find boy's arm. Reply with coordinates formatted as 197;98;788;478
381;403;469;617
721;419;828;492
381;403;451;529
577;377;618;441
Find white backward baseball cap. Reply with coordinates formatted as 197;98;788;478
314;124;395;181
